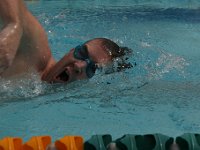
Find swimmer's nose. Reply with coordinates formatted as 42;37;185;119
73;61;87;76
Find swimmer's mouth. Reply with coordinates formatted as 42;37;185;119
56;70;69;82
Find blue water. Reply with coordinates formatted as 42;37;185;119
0;0;200;141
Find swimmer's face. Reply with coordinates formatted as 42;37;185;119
47;41;112;83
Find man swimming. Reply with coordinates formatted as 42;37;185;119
0;0;131;84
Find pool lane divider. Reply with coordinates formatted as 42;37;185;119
0;133;200;150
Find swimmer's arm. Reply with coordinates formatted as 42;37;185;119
0;0;23;73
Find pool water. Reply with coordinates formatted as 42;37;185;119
0;0;200;141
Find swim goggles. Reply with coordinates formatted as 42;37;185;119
73;45;97;78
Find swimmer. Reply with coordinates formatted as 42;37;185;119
0;0;132;84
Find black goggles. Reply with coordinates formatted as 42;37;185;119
73;45;97;78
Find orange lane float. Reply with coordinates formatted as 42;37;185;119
23;136;51;150
0;137;23;150
55;136;83;150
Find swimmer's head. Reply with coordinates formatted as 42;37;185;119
42;38;133;83
85;38;133;74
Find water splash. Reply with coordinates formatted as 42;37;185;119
155;49;189;79
134;42;189;83
0;73;46;102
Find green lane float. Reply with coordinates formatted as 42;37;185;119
84;134;112;150
111;134;173;150
0;133;200;150
176;133;200;150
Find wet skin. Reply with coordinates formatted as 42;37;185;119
0;0;113;83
